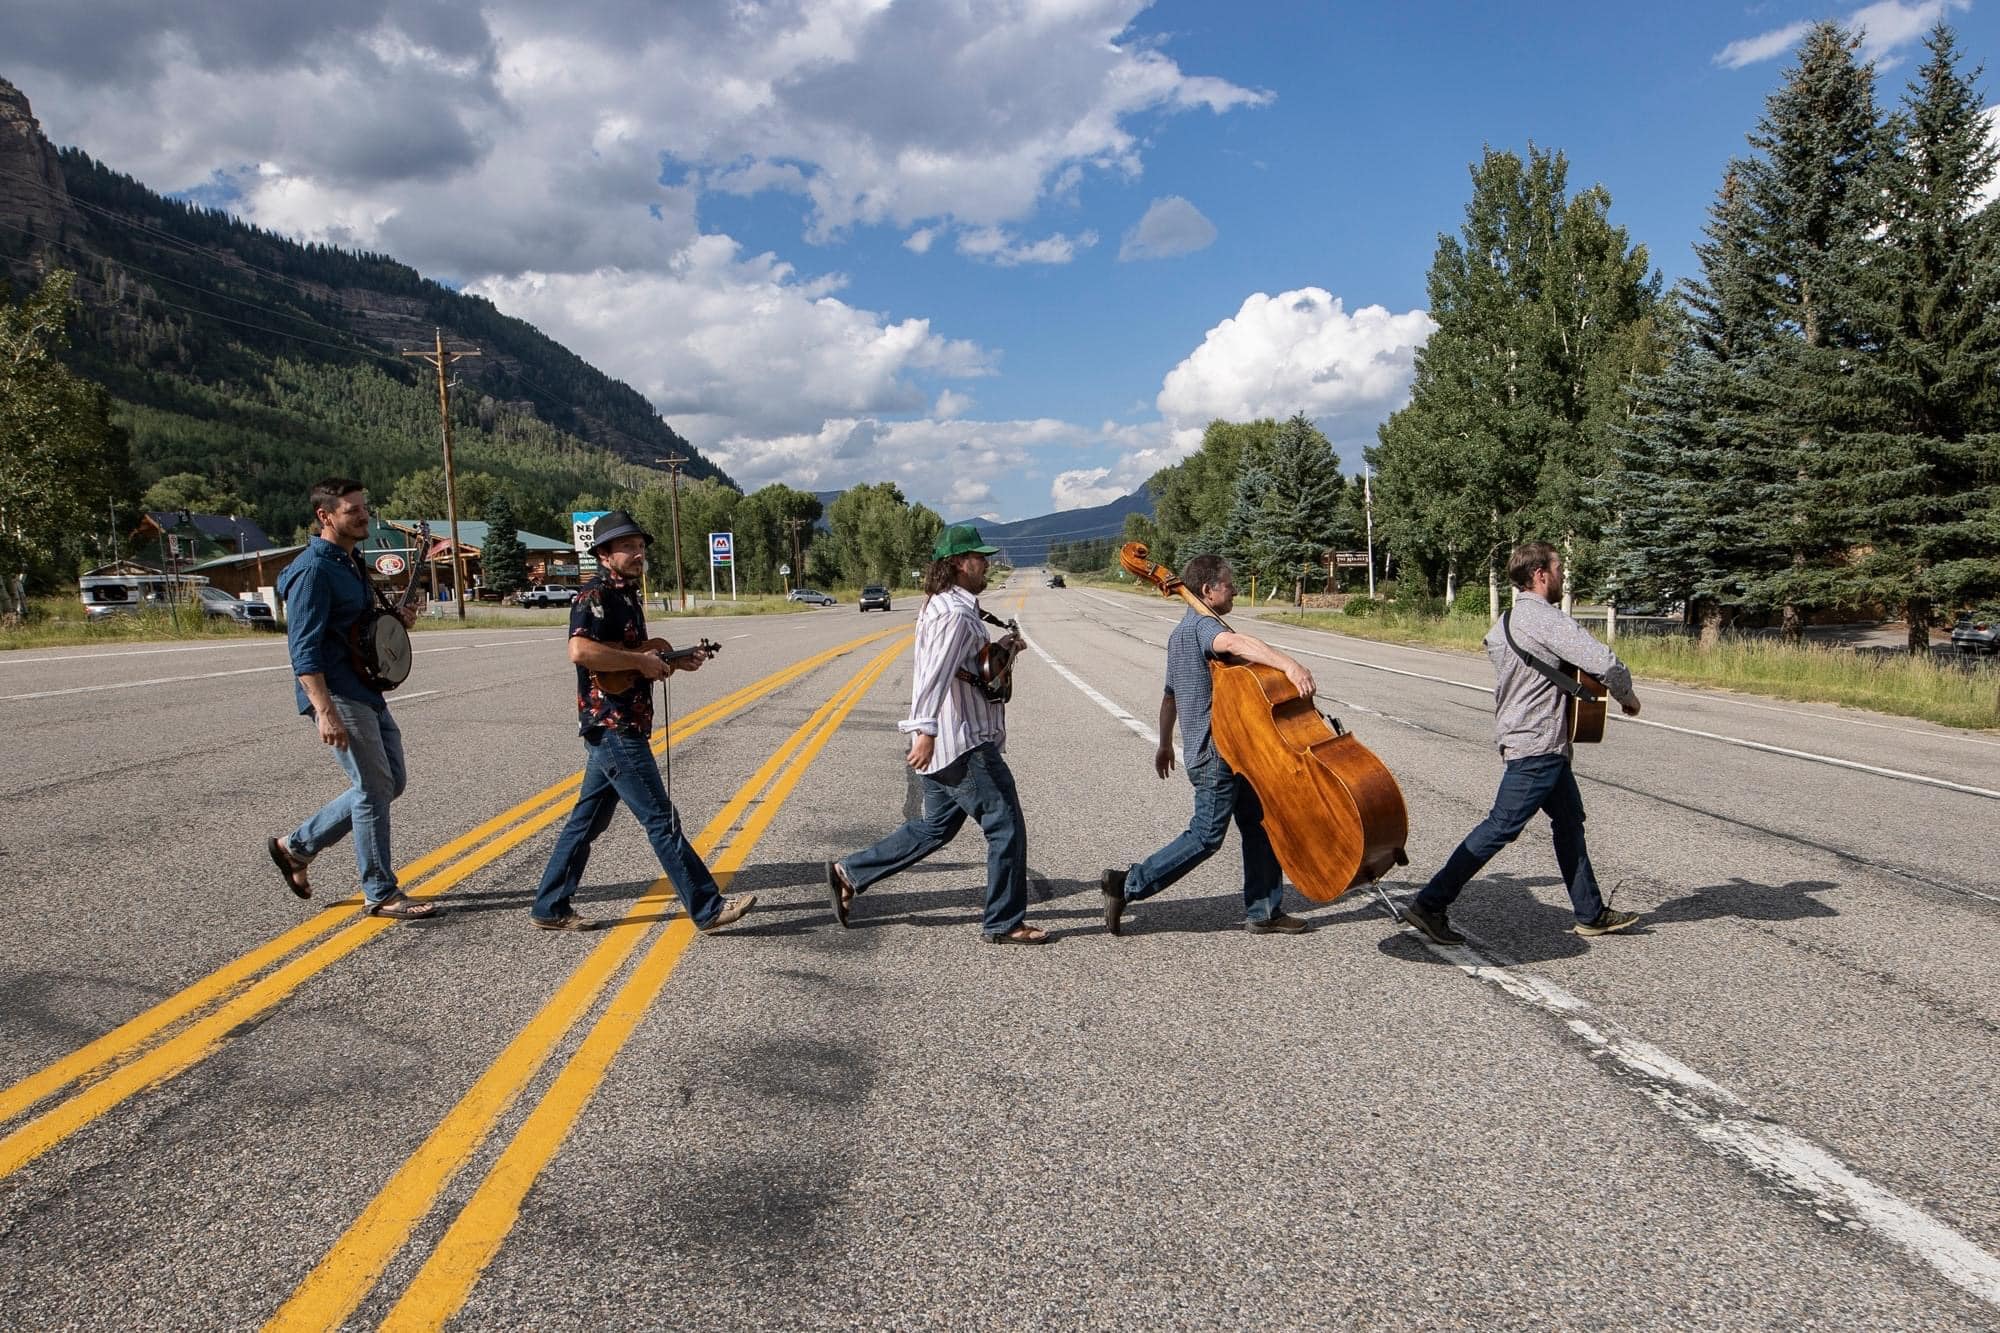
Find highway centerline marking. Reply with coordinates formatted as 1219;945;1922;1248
0;628;904;1172
268;635;911;1332
1032;605;2000;1312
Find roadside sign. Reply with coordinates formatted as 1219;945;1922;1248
709;532;734;566
780;563;791;576
374;553;407;576
1333;551;1370;568
572;510;610;574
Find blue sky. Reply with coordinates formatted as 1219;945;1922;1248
11;1;2000;522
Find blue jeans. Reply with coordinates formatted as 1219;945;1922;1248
1416;752;1605;922
288;698;406;906
532;729;725;926
838;743;1029;937
1124;756;1285;922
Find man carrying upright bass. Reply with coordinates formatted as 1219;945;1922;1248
1100;553;1321;937
528;509;754;934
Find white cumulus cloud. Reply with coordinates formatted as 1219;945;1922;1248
1051;467;1126;511
1118;196;1217;261
1715;0;1967;69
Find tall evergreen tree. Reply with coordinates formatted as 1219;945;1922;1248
479;493;528;596
1736;21;1883;640
1225;413;1348;595
1823;22;2000;649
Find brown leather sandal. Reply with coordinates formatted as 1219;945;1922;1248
268;837;312;900
985;924;1051;945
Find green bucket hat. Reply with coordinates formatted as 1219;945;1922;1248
933;522;1000;559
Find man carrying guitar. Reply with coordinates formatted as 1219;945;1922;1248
824;523;1049;944
267;478;436;920
1403;541;1642;947
528;510;754;933
1099;554;1319;937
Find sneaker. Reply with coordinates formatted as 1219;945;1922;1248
1574;908;1641;937
532;910;595;932
1402;900;1464;946
1100;868;1128;937
1244;911;1311;935
699;893;757;932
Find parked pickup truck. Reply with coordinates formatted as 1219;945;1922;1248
517;584;578;608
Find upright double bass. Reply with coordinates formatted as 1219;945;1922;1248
1119;543;1409;902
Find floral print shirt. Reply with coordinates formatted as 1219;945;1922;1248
571;574;653;737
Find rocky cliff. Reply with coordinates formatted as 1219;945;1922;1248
0;78;83;286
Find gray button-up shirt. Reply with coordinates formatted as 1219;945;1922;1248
1483;593;1637;761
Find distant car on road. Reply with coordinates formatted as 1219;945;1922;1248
788;588;837;606
1046;574;1065;588
517;584;577;608
858;585;892;612
1952;610;1999;654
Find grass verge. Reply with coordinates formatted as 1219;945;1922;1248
1271;609;2000;732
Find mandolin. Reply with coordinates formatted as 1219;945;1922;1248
1119;543;1408;901
590;637;721;695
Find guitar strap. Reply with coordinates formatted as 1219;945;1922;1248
1499;610;1602;701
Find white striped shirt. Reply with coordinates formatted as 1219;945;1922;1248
898;585;1006;775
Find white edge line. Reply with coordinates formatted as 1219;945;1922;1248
1;663;294;701
1044;597;2000;1310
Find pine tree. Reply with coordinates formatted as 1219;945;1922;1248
1823;22;2000;650
1225;413;1347;596
479;493;528;596
1735;21;1883;640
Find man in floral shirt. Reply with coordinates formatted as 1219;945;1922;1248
528;510;755;933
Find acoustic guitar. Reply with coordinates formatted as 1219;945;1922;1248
1499;611;1606;744
590;637;721;695
1119;543;1409;901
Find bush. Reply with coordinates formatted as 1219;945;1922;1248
1394;593;1445;617
1448;583;1489;617
1342;597;1381;618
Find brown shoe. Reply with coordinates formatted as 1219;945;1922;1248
700;893;757;932
532;911;595;932
1244;911;1311;935
268;836;312;900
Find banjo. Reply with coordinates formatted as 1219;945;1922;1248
348;552;422;692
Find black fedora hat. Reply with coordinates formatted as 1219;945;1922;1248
590;509;654;552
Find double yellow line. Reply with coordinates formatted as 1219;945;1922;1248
0;627;904;1181
270;634;912;1330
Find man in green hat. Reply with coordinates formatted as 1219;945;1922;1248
825;523;1049;944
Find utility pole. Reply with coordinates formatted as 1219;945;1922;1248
403;329;480;619
785;517;808;592
1363;464;1377;599
655;455;688;611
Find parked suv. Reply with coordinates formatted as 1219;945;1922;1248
858;585;892;612
1952;609;1999;654
787;588;837;606
517;584;577;608
195;586;279;628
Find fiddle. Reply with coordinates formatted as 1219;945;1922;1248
589;637;721;695
1118;543;1408;901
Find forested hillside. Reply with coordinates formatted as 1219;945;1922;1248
1;75;728;564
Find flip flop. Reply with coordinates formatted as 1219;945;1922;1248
825;861;851;928
367;894;440;920
984;925;1051;946
268;837;311;900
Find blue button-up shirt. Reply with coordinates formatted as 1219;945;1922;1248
279;536;387;715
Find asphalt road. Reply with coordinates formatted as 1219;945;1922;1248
0;575;1995;1331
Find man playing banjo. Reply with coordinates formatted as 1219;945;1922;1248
266;478;437;919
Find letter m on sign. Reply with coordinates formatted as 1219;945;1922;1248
709;532;734;566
